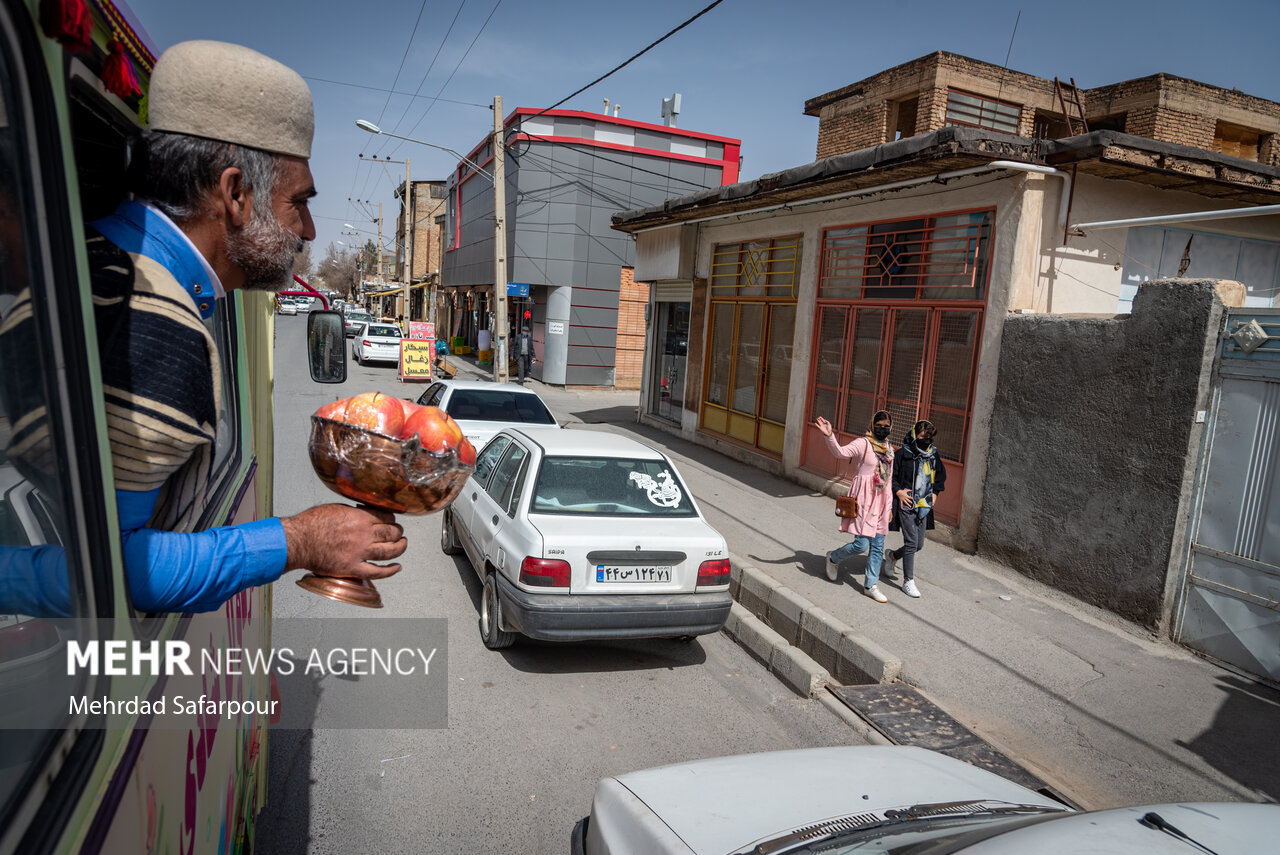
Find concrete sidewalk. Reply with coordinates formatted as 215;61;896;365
437;355;1280;811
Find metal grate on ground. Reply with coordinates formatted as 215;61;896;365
828;683;1079;809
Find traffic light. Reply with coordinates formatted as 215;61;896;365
523;310;531;320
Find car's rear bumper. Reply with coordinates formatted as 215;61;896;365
494;573;732;641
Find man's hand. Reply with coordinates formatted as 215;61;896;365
280;504;407;580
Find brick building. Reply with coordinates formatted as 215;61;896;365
393;179;447;322
805;51;1280;166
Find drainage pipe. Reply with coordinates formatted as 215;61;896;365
1068;203;1280;236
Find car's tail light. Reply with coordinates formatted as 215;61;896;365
362;339;371;347
696;558;730;588
520;557;570;588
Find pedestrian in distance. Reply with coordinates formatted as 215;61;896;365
516;329;533;383
884;420;947;599
814;411;895;603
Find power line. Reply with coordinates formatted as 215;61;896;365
389;0;505;156
523;0;726;124
302;76;488;109
374;0;470;158
373;0;433;128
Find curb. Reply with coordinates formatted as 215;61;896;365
727;555;903;688
723;603;830;698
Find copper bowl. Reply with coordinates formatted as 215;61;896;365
307;416;473;514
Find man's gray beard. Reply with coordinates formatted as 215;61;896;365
226;209;304;292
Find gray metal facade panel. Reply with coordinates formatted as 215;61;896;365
632;129;671;152
565;363;614;386
569;319;620;348
509;255;550;285
585;260;624;289
587;236;632;267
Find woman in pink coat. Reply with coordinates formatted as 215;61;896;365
814;410;895;602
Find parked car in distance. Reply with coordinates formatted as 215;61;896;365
343;310;373;337
352;322;403;365
440;428;732;649
413;379;559;449
572;745;1280;855
276;298;297;315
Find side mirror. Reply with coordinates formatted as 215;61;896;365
307;311;347;383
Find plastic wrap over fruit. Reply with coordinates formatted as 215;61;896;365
308;416;473;514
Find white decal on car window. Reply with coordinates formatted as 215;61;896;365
628;470;681;507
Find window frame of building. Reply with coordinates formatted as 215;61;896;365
819;209;995;302
701;235;801;456
944;88;1021;135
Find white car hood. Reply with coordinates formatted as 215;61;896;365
588;746;1064;855
964;802;1280;855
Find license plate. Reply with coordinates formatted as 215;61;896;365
595;565;672;583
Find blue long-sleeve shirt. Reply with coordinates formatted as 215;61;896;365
1;489;287;617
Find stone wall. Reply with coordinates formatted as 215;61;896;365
977;279;1229;629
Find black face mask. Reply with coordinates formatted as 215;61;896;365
873;426;891;440
917;437;932;450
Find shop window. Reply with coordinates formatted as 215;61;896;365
945;89;1020;134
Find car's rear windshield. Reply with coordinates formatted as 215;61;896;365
348;312;372;320
530;457;696;516
367;324;401;337
445;389;555;424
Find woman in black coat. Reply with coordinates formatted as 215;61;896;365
884;420;946;598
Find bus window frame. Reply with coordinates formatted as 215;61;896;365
0;3;118;850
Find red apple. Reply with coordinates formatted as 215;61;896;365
458;438;476;467
399;399;424;423
314;398;347;421
401;405;464;454
341;392;405;436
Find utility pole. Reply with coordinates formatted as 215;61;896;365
402;157;412;325
493;94;509;384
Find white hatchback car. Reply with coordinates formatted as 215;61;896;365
440;428;732;648
352;322;402;365
573;745;1280;855
413;379;559;449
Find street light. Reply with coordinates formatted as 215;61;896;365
357;112;508;382
356;120;492;183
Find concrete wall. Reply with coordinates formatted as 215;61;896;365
976;279;1229;629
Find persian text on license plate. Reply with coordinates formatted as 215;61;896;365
596;565;672;583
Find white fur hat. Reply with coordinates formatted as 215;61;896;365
148;40;313;159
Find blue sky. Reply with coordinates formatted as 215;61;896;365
124;0;1280;260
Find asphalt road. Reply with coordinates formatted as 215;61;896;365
257;315;861;854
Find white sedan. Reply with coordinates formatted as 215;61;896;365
440;428;731;648
573;745;1280;855
413;379;559;449
352;322;402;365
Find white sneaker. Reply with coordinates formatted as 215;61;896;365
825;553;839;582
864;584;888;603
903;579;921;598
882;549;898;580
